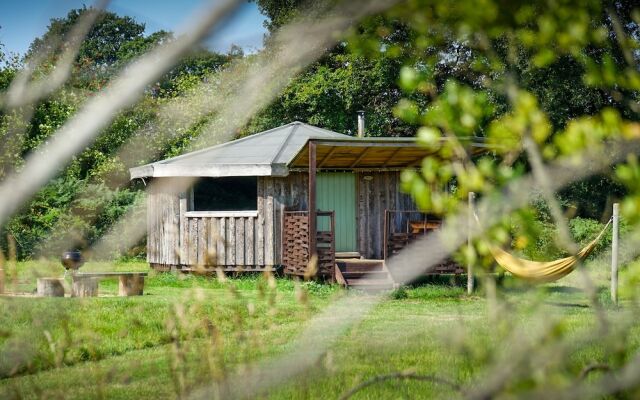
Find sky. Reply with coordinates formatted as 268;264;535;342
0;0;268;56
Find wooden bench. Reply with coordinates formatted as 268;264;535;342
72;272;148;297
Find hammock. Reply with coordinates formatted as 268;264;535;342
483;217;612;283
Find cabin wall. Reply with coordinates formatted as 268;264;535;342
147;178;182;266
259;172;308;265
147;175;308;270
261;170;418;261
147;171;421;268
357;171;416;259
260;172;309;211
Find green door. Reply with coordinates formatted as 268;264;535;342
316;172;357;252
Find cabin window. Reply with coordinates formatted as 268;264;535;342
190;177;257;211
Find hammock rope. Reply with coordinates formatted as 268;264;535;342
475;214;612;283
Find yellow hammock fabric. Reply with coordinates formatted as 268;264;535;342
485;218;612;283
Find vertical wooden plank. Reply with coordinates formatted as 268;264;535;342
379;173;387;258
218;218;226;266
147;189;154;263
179;192;187;265
208;218;218;266
354;173;361;257
256;178;265;266
378;172;391;260
383;208;388;261
246;217;254;266
161;193;168;265
265;194;274;265
278;204;285;265
368;173;376;258
330;210;336;282
236;217;245;266
188;218;198;266
228;217;236;266
152;191;159;264
152;188;161;263
274;183;282;265
168;193;178;265
197;218;207;266
358;173;369;258
159;192;164;265
308;141;317;262
357;174;364;257
389;172;398;232
467;192;476;294
612;202;620;304
146;188;155;263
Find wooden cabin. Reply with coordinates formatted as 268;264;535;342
130;122;485;287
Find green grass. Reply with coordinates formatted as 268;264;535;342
1;260;639;399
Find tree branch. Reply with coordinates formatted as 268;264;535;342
578;363;610;381
339;371;462;400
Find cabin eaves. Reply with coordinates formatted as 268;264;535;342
129;121;354;179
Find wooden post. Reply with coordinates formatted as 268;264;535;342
71;277;99;297
119;274;145;296
467;192;476;294
383;209;388;261
308;141;317;264
37;278;65;297
611;202;620;304
329;211;336;282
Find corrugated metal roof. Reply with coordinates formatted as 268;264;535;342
130;122;355;178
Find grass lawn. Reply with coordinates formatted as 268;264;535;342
1;259;639;399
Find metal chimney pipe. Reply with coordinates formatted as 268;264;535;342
357;110;365;138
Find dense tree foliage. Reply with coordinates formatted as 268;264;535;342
253;0;633;219
0;8;234;259
1;1;638;259
246;1;423;136
349;0;640;263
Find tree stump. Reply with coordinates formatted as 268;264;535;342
71;277;99;297
118;274;144;296
37;278;65;297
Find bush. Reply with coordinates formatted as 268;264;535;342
516;216;625;262
2;178;143;260
390;286;409;299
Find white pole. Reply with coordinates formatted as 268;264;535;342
611;202;619;304
467;192;475;294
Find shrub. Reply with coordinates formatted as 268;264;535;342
515;216;625;262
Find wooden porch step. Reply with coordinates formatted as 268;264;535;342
346;278;394;285
345;279;395;291
335;252;361;259
341;271;390;280
336;259;385;270
335;259;395;290
337;264;385;273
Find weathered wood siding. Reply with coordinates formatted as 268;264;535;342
259;172;308;264
181;214;272;268
147;178;181;265
147;177;278;269
357;172;416;259
260;172;308;210
147;171;419;268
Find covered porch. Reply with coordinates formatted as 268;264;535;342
283;137;486;286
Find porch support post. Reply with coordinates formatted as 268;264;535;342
467;192;475;294
611;202;619;305
308;141;317;264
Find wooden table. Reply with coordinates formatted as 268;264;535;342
72;272;148;297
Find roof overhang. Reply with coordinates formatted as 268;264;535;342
130;163;288;179
129;134;489;179
289;137;489;170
